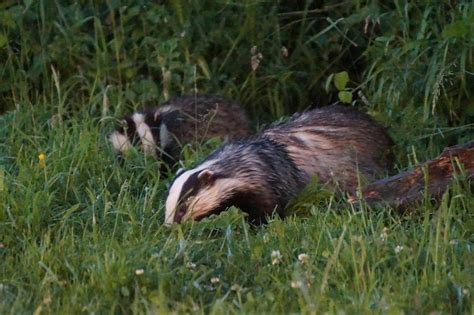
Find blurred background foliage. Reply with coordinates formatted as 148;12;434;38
0;0;473;161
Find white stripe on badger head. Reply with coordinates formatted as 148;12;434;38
154;105;175;121
164;160;216;224
160;123;171;150
132;113;157;158
109;131;132;153
158;105;174;114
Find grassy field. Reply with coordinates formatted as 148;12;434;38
1;1;473;314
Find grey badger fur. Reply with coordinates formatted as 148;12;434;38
109;94;251;166
165;105;393;224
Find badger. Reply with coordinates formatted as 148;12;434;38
108;94;251;166
165;105;393;224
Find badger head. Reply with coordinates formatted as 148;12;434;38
164;160;274;224
109;111;172;159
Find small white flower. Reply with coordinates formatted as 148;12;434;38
380;227;389;242
135;269;144;275
298;253;309;264
186;262;197;270
231;284;242;292
449;239;458;245
251;55;261;71
271;250;282;265
395;245;404;254
191;302;200;312
43;296;52;305
49;114;61;128
210;277;220;284
291;280;302;289
250;46;264;71
463;288;469;296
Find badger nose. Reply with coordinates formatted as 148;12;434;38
174;207;187;223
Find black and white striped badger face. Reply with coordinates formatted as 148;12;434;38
108;111;171;159
165;161;229;223
165;160;265;224
164;159;280;224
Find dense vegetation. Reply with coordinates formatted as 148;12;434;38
1;1;473;313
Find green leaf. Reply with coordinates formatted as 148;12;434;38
120;286;130;297
466;101;474;116
197;56;211;80
338;91;352;104
0;34;7;48
374;36;392;42
333;71;349;91
0;11;16;28
324;73;334;92
442;20;470;39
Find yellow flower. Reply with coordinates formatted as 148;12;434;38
38;153;46;168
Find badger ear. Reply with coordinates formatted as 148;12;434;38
198;169;215;185
154;111;161;122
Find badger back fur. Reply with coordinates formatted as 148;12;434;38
263;105;393;192
165;105;393;224
109;95;251;165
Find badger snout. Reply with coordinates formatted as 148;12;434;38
174;205;188;223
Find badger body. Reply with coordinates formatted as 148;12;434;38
165;105;394;224
109;95;251;166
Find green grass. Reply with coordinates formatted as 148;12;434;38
1;1;474;313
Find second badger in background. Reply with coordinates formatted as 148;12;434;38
109;95;251;166
165;105;394;224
